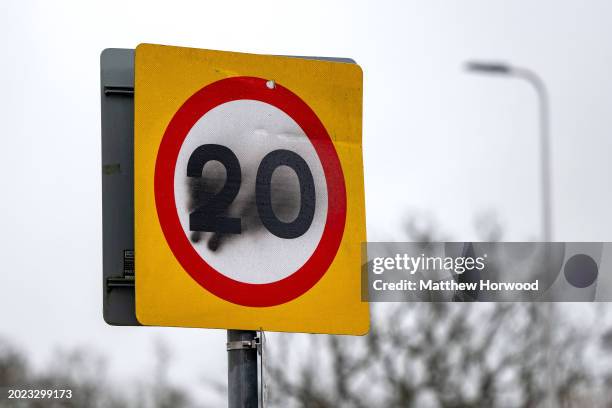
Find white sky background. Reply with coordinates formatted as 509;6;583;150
1;0;612;404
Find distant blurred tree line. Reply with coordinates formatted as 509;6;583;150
0;338;191;408
2;214;612;407
264;214;612;407
265;301;599;407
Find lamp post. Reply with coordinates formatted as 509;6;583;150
465;61;552;242
465;61;555;407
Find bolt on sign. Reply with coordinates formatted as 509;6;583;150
134;44;368;334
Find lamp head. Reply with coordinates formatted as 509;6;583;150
465;61;512;74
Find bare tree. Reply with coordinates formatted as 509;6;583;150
0;337;195;408
264;215;597;407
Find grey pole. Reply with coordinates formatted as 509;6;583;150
513;68;552;242
510;69;555;408
227;330;259;408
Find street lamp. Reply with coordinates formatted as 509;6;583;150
466;61;556;408
465;61;553;242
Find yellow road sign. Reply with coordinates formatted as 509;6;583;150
134;43;368;334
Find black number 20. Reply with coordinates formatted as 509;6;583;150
187;145;316;239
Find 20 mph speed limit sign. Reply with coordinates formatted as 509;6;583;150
134;44;368;334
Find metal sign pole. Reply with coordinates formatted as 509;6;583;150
227;330;259;408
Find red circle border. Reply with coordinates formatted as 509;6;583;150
154;76;347;307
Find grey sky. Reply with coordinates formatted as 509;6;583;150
1;0;611;403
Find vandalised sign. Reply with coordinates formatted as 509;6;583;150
134;44;368;334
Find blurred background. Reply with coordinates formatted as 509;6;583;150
1;0;612;406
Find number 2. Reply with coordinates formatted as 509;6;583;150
187;144;242;234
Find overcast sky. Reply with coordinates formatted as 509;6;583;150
1;0;612;403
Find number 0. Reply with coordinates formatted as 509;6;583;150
256;149;316;239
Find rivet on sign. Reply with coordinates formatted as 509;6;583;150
266;80;276;89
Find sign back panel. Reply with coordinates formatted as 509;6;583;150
101;48;139;326
134;44;367;334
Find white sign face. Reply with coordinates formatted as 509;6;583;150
174;100;329;284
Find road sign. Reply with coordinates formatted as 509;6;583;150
135;44;368;334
